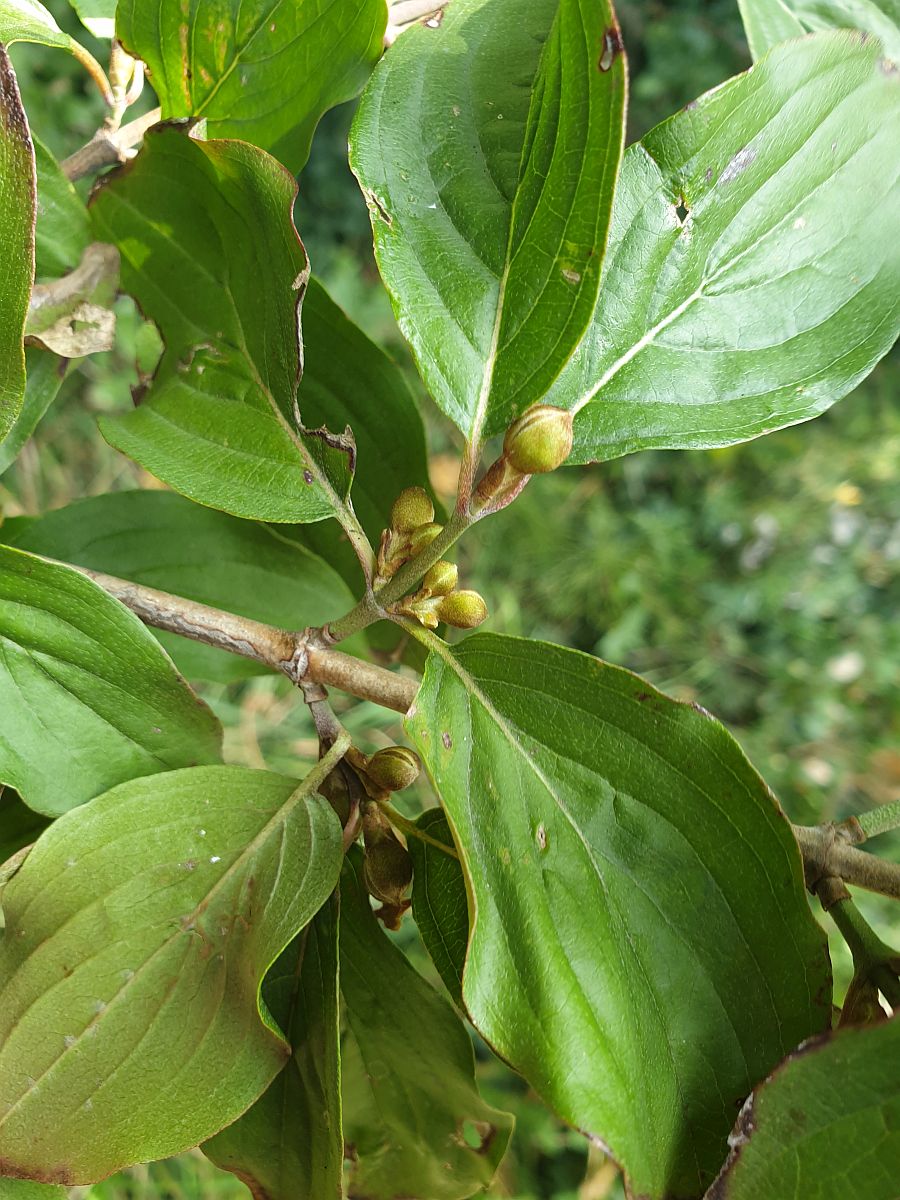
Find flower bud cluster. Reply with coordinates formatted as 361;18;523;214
375;487;444;586
392;560;488;631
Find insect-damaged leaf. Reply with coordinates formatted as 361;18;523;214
350;0;627;443
0;546;223;816
547;32;900;463
407;632;832;1199
340;850;512;1200
203;895;343;1200
117;0;386;172
93;126;356;525
0;755;345;1183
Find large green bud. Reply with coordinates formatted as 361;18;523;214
423;560;458;597
366;745;422;792
390;486;434;533
436;590;488;629
503;405;574;474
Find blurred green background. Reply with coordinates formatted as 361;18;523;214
2;1;898;1197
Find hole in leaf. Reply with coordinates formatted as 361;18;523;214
675;197;689;223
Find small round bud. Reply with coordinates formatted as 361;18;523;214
436;590;488;629
366;746;422;792
391;487;434;533
363;838;413;906
503;405;574;474
423;560;458;597
407;521;443;556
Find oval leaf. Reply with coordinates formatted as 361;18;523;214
340;850;513;1200
0;758;345;1184
548;31;900;463
117;0;387;172
92;126;355;526
203;895;343;1200
707;1016;900;1199
407;632;832;1199
3;490;356;682
0;546;223;816
0;45;34;442
350;0;627;442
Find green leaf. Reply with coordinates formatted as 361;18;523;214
0;757;345;1183
0;545;223;816
92;126;356;526
204;894;343;1200
547;32;900;463
738;0;900;60
0;0;81;49
116;0;387;172
406;632;832;1199
0;348;65;476
408;808;468;1005
0;46;34;443
340;850;513;1200
350;0;627;442
0;1180;66;1200
2;490;356;682
25;241;119;357
706;1016;900;1199
67;0;115;38
33;135;90;277
292;277;432;587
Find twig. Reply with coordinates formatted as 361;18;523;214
62;106;161;182
377;799;459;858
817;878;900;1010
52;560;419;713
793;823;900;902
839;798;900;843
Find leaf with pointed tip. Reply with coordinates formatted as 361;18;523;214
0;546;223;817
2;490;356;682
0;46;34;442
116;0;387;172
706;1016;900;1199
340;850;513;1200
547;32;900;463
203;895;343;1200
33;135;90;277
738;0;900;59
0;758;345;1183
92;126;356;526
0;349;65;476
408;808;468;1006
407;632;832;1199
350;0;627;443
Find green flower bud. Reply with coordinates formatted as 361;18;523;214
390;486;434;533
436;589;488;629
363;838;413;906
366;746;422;792
407;521;443;556
423;560;458;597
503;405;574;474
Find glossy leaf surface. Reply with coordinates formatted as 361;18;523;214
738;0;900;59
408;632;832;1198
350;0;627;441
0;46;33;442
0;546;222;816
548;32;900;463
3;490;355;681
117;0;387;172
0;760;345;1183
204;895;343;1200
409;807;468;1005
0;0;79;49
340;851;513;1200
93;127;354;525
707;1017;900;1199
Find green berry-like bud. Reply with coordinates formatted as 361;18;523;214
391;486;434;533
407;521;443;556
366;746;422;792
436;590;488;629
503;405;574;474
363;838;413;906
423;560;458;597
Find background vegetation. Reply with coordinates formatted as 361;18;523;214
2;2;897;1196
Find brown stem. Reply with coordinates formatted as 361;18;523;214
62;106;161;182
793;823;900;902
59;562;419;714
